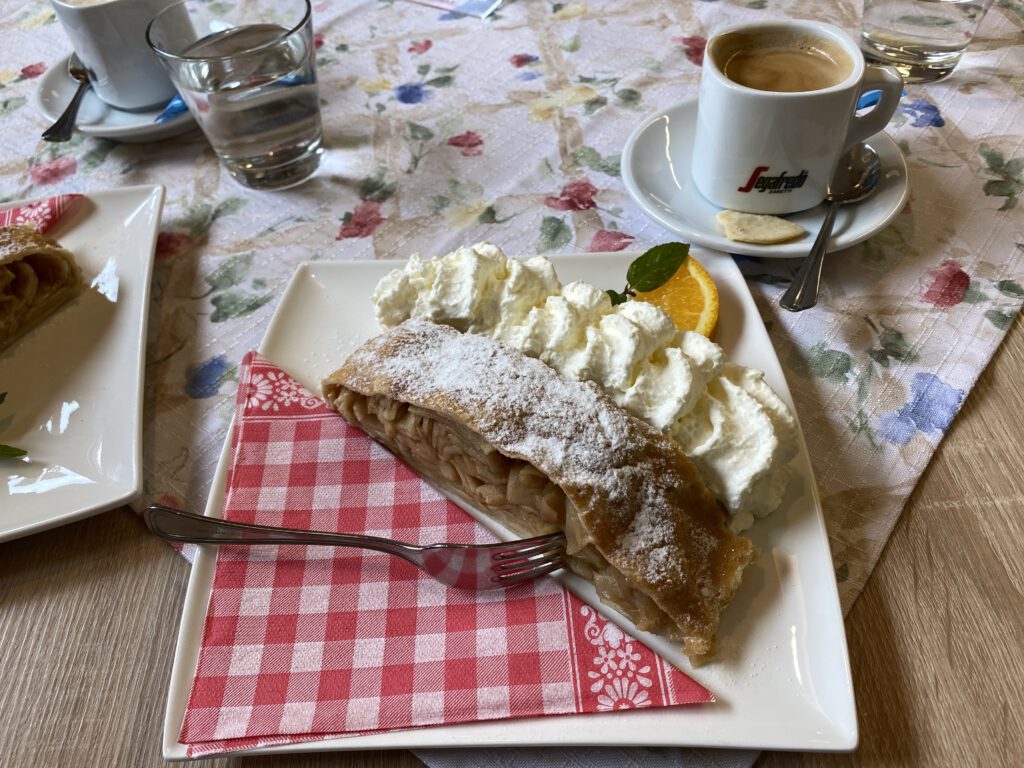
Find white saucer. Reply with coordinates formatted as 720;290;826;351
32;55;196;143
621;98;911;259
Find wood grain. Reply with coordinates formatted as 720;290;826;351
759;316;1024;768
2;318;1022;768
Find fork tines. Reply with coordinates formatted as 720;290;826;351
492;532;567;584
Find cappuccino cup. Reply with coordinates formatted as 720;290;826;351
50;0;178;111
691;20;902;215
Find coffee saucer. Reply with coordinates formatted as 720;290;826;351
32;55;196;144
621;98;911;259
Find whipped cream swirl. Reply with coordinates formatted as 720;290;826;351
372;242;798;530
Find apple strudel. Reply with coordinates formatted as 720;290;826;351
322;319;756;662
0;225;82;352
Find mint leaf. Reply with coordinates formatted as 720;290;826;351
626;242;689;292
607;289;629;305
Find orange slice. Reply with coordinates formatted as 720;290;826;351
634;254;719;338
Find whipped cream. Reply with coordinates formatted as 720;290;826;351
371;242;798;530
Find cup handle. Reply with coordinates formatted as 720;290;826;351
843;64;904;149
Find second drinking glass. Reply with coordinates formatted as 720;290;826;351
147;0;323;190
860;0;995;82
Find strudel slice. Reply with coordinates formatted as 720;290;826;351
0;226;82;352
322;318;756;662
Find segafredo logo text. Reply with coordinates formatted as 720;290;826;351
737;167;809;194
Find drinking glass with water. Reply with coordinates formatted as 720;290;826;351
147;0;323;190
860;0;994;82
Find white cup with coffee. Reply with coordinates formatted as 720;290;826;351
50;0;178;111
691;20;903;215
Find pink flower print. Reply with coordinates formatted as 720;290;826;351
545;178;599;211
510;53;539;68
155;231;196;261
336;201;383;239
29;156;77;185
408;40;433;54
20;62;46;79
673;35;706;66
313;33;325;49
588;229;634;252
921;259;970;308
447;131;484;157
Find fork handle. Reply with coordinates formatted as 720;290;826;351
143;504;422;559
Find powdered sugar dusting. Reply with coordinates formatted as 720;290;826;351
344;319;638;484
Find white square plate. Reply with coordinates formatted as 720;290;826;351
0;186;164;541
163;252;856;757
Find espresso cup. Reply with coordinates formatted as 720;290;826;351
50;0;178;111
691;20;903;215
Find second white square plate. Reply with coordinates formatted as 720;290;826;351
0;186;164;541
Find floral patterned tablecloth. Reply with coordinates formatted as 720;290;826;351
1;0;1022;761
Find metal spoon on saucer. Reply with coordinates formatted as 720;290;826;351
41;54;92;143
779;144;882;312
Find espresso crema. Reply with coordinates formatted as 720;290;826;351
714;32;853;92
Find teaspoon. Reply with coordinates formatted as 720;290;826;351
779;144;882;312
41;54;92;143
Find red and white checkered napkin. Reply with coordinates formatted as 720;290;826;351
0;194;83;232
179;352;712;757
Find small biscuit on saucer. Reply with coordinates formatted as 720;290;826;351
716;210;806;244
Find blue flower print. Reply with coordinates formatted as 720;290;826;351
186;355;232;398
517;71;541;81
900;98;944;128
878;372;964;446
394;83;428;104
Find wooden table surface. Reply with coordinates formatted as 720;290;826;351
2;319;1022;768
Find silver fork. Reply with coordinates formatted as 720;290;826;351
144;504;566;590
